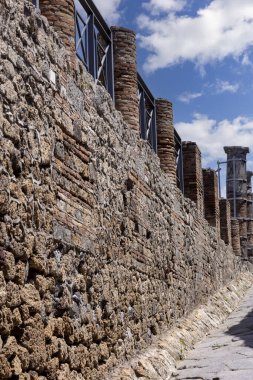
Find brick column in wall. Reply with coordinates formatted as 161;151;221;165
231;218;241;256
248;220;253;260
203;169;220;234
247;171;253;218
247;171;253;258
219;198;232;245
111;27;139;132
156;99;177;184
182;142;204;217
39;0;75;58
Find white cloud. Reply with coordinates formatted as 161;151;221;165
143;0;186;15
175;113;253;167
178;92;202;103
93;0;122;24
137;0;253;72
241;53;253;69
242;53;251;66
215;80;240;94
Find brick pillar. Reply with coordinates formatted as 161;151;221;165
39;0;75;58
247;171;253;217
224;146;249;257
156;99;177;184
247;171;253;258
111;27;139;132
182;142;204;216
219;198;232;245
231;218;241;256
203;169;220;234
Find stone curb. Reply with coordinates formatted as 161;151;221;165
108;272;253;380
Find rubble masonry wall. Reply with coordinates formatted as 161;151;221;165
0;1;245;379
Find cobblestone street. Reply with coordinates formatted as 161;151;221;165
173;286;253;380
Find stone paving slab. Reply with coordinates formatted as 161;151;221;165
173;286;253;380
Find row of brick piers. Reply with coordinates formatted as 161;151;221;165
183;144;253;259
35;0;252;258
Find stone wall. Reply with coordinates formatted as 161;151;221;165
0;1;247;379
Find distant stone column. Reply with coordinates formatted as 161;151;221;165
156;99;177;184
219;198;232;245
231;218;241;256
39;0;75;58
224;146;249;257
182;142;204;217
203;169;220;234
224;146;249;217
111;27;139;132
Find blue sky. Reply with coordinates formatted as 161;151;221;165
93;0;253;193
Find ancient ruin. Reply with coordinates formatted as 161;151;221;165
0;0;252;379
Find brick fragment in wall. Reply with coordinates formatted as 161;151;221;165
219;199;232;245
111;27;139;132
182;142;204;217
203;169;220;235
156;99;177;184
0;1;249;379
231;218;241;256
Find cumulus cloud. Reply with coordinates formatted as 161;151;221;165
143;0;186;15
93;0;122;24
215;80;240;94
175;113;253;167
178;92;202;103
138;0;253;72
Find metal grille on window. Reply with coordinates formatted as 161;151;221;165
138;74;157;153
32;0;39;8
75;4;89;70
74;0;114;100
174;129;184;193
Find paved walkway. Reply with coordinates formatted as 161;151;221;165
172;286;253;380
